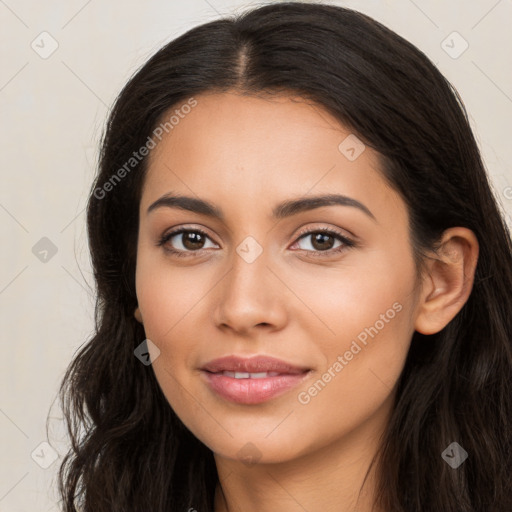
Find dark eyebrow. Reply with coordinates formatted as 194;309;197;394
147;193;376;221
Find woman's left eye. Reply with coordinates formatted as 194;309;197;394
157;227;355;258
291;228;356;256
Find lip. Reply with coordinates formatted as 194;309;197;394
200;355;311;405
201;355;309;374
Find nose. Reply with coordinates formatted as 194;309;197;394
212;246;288;336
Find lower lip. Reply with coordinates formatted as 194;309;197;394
201;371;310;404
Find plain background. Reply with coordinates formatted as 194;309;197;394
1;0;511;510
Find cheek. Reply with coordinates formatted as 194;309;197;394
291;247;415;416
134;251;215;413
135;246;213;342
135;257;205;431
292;300;413;456
288;244;415;354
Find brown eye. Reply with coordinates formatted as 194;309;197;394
158;228;218;256
179;231;207;250
296;231;343;252
310;232;337;251
291;228;356;257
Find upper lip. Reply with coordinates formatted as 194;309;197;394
201;355;310;374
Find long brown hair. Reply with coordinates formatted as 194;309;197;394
56;2;512;510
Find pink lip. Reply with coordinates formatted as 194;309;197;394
201;355;309;374
201;355;311;405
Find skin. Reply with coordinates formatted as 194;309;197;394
134;91;479;512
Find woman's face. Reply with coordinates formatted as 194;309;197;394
135;91;421;464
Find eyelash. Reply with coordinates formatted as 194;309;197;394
156;226;356;258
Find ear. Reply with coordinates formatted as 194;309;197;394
414;227;479;335
134;306;143;324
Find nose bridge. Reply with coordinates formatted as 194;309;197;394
213;234;286;331
227;236;271;301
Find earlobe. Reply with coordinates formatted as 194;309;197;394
414;227;479;335
134;307;143;324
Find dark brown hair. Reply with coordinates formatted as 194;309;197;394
55;2;512;510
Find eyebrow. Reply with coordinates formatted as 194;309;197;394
147;193;376;221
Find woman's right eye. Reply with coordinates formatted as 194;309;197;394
157;228;219;257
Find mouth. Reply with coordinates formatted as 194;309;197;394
212;370;283;378
200;355;312;404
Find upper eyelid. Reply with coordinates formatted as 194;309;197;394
295;224;355;240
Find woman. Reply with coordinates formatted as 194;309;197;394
56;2;512;511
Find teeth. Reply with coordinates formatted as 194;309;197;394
221;371;280;379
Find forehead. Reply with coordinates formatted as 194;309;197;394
140;91;403;224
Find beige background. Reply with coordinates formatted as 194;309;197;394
1;0;511;510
